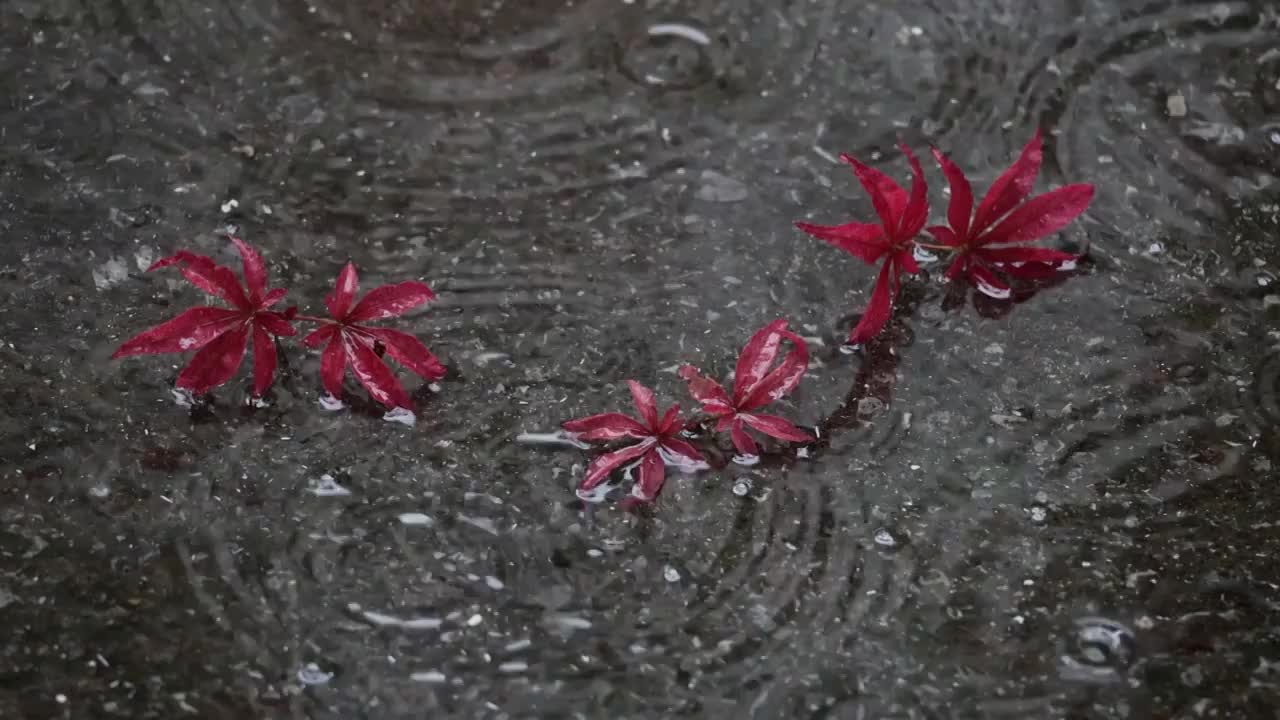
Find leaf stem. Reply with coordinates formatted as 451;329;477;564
294;314;330;323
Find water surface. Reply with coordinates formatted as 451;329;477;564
2;1;1279;718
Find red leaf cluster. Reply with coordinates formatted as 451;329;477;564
679;319;813;459
302;263;445;411
112;238;296;397
563;320;813;502
114;237;444;412
796;130;1094;344
563;380;708;502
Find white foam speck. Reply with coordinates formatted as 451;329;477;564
515;430;590;449
308;474;352;497
297;663;333;685
731;453;760;467
411;671;447;683
398;512;433;526
358;608;442;630
548;614;592;630
458;515;499;535
383;407;416;426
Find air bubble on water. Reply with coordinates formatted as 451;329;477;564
398;512;433;526
663;566;681;582
383;407;416;426
1059;617;1136;683
498;661;528;674
318;394;345;411
648;22;710;45
975;276;1012;299
297;663;333;685
912;245;939;263
873;528;898;547
308;474;352;497
731;453;760;467
410;671;447;683
1028;504;1048;523
732;477;753;496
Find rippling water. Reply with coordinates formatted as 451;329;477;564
2;1;1279;718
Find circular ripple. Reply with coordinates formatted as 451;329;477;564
1049;2;1280;237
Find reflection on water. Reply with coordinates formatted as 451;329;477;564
2;0;1279;718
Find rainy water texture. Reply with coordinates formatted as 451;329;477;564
2;1;1280;719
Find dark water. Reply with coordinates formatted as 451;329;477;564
2;0;1279;718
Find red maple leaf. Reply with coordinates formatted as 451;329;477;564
562;380;707;502
678;319;813;459
926;129;1094;298
113;237;297;398
795;142;929;344
301;262;446;411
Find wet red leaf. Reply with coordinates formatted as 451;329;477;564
112;237;297;397
302;262;444;410
563;380;707;502
679;319;813;457
928;129;1094;298
795;143;929;344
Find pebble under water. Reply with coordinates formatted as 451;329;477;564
2;1;1280;718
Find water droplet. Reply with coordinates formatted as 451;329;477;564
663;566;681;582
410;671;447;683
297;663;333;685
1059;617;1136;683
318;394;345;411
660;445;711;473
576;481;616;504
975;276;1012;300
912;245;939;263
732;477;753;496
619;21;718;90
516;431;590;449
1028;504;1048;524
